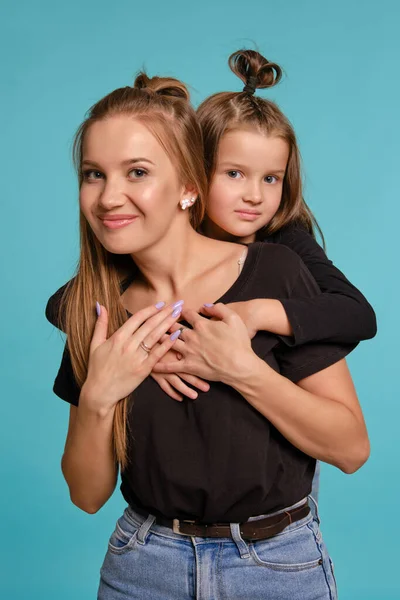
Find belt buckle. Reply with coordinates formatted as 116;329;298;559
172;518;196;536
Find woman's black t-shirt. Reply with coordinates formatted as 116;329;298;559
47;242;354;523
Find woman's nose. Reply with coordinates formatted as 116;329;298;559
98;180;126;210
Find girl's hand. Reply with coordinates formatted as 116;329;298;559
227;299;293;338
81;302;183;415
225;300;260;338
151;342;210;401
152;303;254;384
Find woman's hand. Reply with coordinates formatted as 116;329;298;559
152;303;255;384
151;339;210;401
81;302;183;416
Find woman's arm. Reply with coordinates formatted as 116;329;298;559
224;354;370;474
153;303;370;474
257;223;377;345
61;402;118;514
48;301;184;513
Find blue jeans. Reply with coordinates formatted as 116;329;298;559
98;496;337;599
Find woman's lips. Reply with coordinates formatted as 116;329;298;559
99;215;138;229
234;210;261;221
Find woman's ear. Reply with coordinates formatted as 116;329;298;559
179;184;199;210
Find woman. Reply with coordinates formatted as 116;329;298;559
46;71;369;599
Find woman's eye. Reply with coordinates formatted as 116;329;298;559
227;170;241;179
83;169;103;180
265;175;278;184
129;168;147;179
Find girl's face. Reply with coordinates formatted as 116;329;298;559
205;128;289;243
80;115;190;255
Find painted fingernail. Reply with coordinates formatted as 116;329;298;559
170;329;182;341
204;303;214;307
155;301;166;309
96;301;101;317
172;307;182;318
172;300;184;309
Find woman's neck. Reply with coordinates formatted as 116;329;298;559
130;221;223;301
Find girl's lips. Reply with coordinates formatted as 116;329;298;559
101;216;138;229
235;210;261;221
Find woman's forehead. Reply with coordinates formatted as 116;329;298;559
82;116;169;165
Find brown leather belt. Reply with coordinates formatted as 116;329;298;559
132;502;310;541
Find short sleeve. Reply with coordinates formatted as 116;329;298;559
53;343;81;406
45;281;81;406
274;259;356;382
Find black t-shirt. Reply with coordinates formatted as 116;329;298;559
265;223;377;345
47;242;354;523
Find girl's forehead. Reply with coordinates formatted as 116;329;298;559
218;129;289;165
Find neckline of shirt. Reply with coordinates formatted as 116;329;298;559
122;242;260;314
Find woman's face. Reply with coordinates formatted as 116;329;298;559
205;128;289;243
80;115;188;255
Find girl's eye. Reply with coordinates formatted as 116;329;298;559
265;175;278;184
83;169;103;181
128;168;147;179
227;170;242;179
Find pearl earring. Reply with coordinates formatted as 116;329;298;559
180;197;195;210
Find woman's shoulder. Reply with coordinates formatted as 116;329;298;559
45;278;75;331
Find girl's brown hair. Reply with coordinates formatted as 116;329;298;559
197;49;323;240
59;73;207;470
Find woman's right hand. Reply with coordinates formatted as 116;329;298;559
81;302;183;415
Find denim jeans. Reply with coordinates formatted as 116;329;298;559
98;495;337;599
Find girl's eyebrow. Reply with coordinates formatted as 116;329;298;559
218;161;286;175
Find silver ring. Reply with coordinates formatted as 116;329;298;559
139;341;152;354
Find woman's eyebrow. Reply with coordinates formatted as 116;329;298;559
121;158;156;166
81;158;156;167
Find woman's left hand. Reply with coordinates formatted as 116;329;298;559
152;303;255;383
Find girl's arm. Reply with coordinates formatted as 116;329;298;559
246;223;377;345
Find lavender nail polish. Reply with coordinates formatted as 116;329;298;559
170;329;182;341
96;301;101;317
204;303;214;307
172;306;182;318
155;301;166;309
172;300;184;309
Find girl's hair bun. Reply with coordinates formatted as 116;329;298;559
133;72;190;101
228;49;282;92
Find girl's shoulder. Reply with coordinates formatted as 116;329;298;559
260;221;312;245
246;240;314;298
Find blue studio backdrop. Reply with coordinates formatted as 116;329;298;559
1;0;398;598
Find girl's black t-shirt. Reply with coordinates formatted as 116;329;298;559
47;242;354;523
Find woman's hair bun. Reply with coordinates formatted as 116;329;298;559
228;49;282;92
133;72;190;101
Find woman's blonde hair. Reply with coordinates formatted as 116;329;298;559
59;73;207;470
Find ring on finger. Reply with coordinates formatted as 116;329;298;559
140;340;152;354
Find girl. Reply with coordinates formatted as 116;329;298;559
152;50;376;502
46;71;369;600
